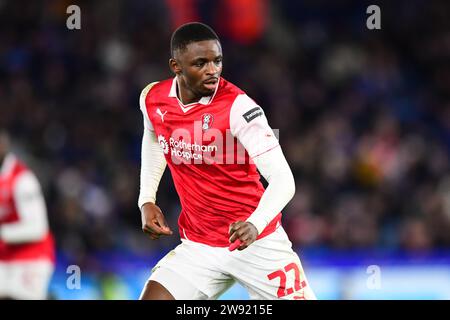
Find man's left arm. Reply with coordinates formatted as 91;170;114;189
0;171;49;243
247;146;295;233
229;94;295;250
229;146;295;250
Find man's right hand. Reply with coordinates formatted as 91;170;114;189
141;202;173;240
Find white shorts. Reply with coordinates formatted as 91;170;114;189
145;227;316;300
0;259;54;300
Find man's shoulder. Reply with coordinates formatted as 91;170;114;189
141;78;173;98
1;153;27;177
218;78;261;111
218;79;260;111
140;78;173;104
3;155;32;188
219;77;246;97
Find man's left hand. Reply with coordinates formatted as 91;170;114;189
229;221;258;251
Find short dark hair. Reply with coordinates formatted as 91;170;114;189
170;22;219;57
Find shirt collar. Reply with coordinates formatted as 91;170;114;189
168;77;218;106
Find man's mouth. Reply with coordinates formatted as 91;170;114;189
203;78;218;91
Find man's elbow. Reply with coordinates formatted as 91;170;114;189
26;225;48;242
284;171;296;201
1;223;48;244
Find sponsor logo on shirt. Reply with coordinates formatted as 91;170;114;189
242;107;263;123
155;120;279;165
157;132;217;163
158;134;169;154
156;108;167;122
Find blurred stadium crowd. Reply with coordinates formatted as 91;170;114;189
0;0;449;270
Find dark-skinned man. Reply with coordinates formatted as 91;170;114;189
138;22;316;300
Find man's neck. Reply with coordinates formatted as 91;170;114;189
176;78;201;105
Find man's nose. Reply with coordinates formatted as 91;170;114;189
205;62;220;75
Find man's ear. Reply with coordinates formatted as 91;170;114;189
169;58;182;75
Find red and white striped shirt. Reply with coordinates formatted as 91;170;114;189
0;154;55;262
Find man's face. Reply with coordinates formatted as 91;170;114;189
171;40;223;97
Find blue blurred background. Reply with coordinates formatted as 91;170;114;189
50;249;450;299
1;0;449;299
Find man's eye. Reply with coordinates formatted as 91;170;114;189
195;62;205;67
215;59;222;65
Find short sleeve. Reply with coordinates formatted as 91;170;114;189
229;94;279;158
139;82;159;131
1;170;49;243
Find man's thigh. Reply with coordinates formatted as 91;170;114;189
147;240;234;300
227;227;316;300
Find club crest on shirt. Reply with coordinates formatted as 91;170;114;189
201;113;213;131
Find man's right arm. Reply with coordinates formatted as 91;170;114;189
138;82;166;209
138;83;172;238
138;125;167;209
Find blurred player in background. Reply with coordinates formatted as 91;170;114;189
0;129;55;299
138;22;315;300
